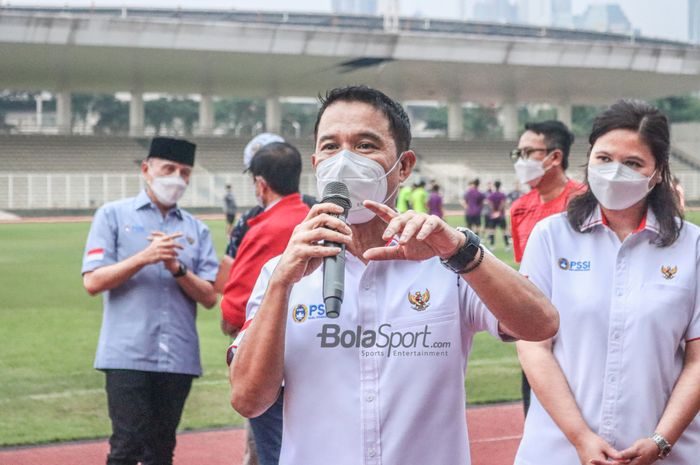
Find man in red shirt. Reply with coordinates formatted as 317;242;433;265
509;120;584;414
510;121;584;264
221;141;310;465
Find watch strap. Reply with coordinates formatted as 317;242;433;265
172;260;187;278
441;228;481;274
651;433;672;459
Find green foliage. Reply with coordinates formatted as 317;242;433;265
214;98;265;136
572;105;604;138
145;97;199;135
281;101;319;137
652;95;700;123
92;95;129;135
424;106;447;130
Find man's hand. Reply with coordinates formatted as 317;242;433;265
272;202;353;286
362;200;465;261
142;231;183;270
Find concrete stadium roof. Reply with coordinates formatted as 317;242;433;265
1;7;700;104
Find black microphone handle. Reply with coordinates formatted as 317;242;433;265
323;241;345;318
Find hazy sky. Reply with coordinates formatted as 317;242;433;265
3;0;689;41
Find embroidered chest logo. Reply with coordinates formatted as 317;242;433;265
292;304;308;323
661;265;678;280
408;289;430;311
291;303;327;323
558;258;590;271
186;236;195;245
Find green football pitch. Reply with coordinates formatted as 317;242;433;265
1;212;698;446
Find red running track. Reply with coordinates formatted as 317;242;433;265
0;403;524;465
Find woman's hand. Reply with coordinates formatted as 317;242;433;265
574;431;626;465
590;438;658;465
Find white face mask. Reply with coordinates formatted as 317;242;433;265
149;174;187;207
513;153;551;186
588;162;656;210
316;149;403;224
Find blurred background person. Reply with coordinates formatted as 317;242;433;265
222;141;310;465
396;182;413;213
462;178;485;236
410;178;428;213
428;183;444;218
81;137;218;465
482;180;494;234
515;100;700;465
509;120;583;415
223;183;238;237
486;180;509;249
673;175;686;213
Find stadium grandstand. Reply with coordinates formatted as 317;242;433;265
1;135;699;212
1;6;699;212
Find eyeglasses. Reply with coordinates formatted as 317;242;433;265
509;147;556;162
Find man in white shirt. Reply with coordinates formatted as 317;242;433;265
228;85;559;465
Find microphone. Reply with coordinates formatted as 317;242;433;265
321;181;351;319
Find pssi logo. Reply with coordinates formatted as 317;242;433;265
291;303;327;323
558;258;591;271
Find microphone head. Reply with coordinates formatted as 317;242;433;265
322;181;351;210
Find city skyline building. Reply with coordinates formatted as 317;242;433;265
690;0;700;43
331;0;378;15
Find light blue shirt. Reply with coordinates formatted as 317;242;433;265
82;190;218;376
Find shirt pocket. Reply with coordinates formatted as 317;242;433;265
633;282;694;342
388;307;457;331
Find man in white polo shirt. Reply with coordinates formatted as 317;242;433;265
228;85;559;465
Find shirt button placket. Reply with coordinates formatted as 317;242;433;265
359;265;381;465
601;250;628;439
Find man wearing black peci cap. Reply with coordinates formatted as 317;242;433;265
81;136;218;465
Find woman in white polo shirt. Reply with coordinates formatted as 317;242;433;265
514;99;700;465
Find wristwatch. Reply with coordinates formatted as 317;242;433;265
172;260;188;278
650;432;672;459
440;227;481;274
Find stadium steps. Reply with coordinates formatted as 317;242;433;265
0;135;695;176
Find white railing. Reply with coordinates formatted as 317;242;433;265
1;170;699;211
0;172;322;210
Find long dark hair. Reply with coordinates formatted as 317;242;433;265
567;99;683;247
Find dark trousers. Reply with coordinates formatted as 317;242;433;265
249;388;284;465
104;369;193;465
521;370;531;416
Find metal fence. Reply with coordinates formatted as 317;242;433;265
1;170;699;211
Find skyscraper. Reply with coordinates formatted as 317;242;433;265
331;0;379;15
516;0;573;28
473;0;517;23
575;4;632;34
690;0;700;43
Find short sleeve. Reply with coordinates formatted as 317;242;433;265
685;247;700;342
194;221;219;282
81;205;118;274
226;256;279;365
519;220;553;299
460;248;503;340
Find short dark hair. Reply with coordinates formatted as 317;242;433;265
249;142;302;196
567;99;682;247
494;180;502;190
523;120;575;170
314;85;411;154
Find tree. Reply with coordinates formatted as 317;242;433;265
215;98;265;136
652;95;700;123
92;95;128;135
